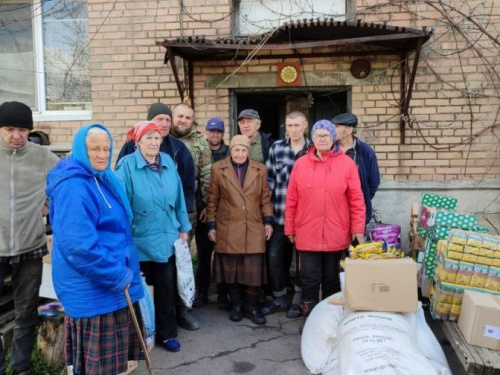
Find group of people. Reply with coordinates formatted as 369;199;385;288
0;99;380;375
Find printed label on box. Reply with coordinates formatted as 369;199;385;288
483;325;500;340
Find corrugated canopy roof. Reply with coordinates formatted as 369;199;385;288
159;18;433;61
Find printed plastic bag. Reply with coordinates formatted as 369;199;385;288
138;277;155;338
174;238;195;308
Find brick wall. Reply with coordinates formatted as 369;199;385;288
35;0;500;182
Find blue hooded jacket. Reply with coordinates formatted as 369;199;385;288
46;124;143;318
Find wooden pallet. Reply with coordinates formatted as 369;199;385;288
442;321;500;374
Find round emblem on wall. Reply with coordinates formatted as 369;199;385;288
277;62;301;86
280;65;298;83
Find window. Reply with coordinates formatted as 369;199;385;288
236;0;346;35
0;0;91;120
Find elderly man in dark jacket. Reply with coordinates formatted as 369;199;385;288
332;113;380;226
117;102;196;213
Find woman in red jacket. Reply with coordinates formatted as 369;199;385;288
285;120;366;317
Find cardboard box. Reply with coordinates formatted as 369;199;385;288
458;290;500;350
344;257;418;313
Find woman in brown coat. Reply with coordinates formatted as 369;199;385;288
207;135;274;325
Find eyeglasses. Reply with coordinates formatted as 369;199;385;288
313;134;332;140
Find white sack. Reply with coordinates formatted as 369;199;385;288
300;292;348;374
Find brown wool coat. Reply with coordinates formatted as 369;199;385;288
207;157;273;255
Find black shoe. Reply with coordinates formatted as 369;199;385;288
243;308;266;325
217;294;231;310
286;303;302;319
177;308;200;330
193;293;208;308
261;301;288;316
229;304;243;322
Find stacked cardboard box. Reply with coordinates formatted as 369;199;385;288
430;230;500;320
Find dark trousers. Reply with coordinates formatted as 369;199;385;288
267;225;294;297
140;259;177;340
195;219;228;297
299;251;343;303
0;258;43;375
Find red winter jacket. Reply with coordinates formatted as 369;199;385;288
284;145;366;252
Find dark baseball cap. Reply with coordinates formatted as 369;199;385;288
237;109;260;121
206;117;225;132
331;113;358;127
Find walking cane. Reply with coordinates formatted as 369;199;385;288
124;288;155;375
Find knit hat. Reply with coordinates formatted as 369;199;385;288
229;135;251;149
331;113;358;127
206;117;225;132
0;101;33;130
126;121;162;142
147;102;172;121
311;120;337;141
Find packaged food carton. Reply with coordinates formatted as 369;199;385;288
458;290;500;350
344;258;418;313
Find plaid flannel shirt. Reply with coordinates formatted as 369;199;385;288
266;136;311;225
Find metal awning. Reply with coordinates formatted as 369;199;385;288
158;18;433;143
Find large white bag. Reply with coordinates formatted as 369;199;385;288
300;292;348;374
174;238;195;308
337;311;439;375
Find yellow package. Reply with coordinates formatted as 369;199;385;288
451;294;463;305
455;262;474;285
481;236;498;250
478;248;495;257
469;264;489;288
449;229;467;245
484;267;500;292
467;233;483;248
436;240;448;256
492;258;500;267
449;304;462;321
435;301;451;315
463;245;480;255
447;251;463;261
447;243;464;252
494;251;500;259
462;253;478;263
476;256;493;266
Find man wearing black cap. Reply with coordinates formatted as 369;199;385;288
237;109;274;163
332;113;380;226
0;101;59;375
117;102;196;214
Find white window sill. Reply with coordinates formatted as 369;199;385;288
33;111;92;122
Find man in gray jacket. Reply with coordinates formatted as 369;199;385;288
0;101;59;375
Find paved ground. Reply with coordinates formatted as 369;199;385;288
134;302;305;375
133;213;500;375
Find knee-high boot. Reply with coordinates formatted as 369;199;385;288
228;284;243;322
243;287;266;325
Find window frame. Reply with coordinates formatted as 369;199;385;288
31;1;91;121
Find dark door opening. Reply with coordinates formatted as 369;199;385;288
234;89;349;141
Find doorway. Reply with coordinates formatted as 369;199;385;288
233;89;349;140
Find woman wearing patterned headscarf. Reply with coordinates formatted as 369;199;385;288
284;120;366;318
46;124;144;374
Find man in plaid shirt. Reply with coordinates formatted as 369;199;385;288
263;111;311;318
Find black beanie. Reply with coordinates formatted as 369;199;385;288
147;102;172;121
0;101;33;130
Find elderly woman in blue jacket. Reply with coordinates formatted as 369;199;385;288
115;121;191;353
46;124;144;375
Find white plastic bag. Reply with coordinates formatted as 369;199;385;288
174;238;195;308
138;277;155;338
